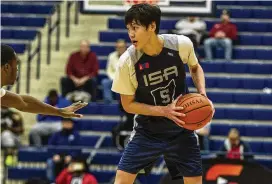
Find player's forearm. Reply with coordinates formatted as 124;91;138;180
19;95;61;116
123;101;165;117
190;64;206;96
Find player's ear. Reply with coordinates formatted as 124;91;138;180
3;63;10;72
149;22;156;32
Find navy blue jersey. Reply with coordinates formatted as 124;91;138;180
112;34;199;137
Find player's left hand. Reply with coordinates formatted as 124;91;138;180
163;95;186;126
58;101;88;118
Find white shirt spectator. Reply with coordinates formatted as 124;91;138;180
106;51;120;80
175;17;206;44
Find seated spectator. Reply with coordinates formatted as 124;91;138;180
46;118;81;182
61;40;99;102
174;16;207;49
102;39;126;104
56;157;98;184
1;107;24;166
29;89;71;146
195;123;210;151
219;128;252;160
204;10;237;61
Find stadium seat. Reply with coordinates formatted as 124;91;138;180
252;109;272;121
260;94;272;105
249;142;263;153
245;125;270;137
224;63;248;73
1;16;46;27
91;153;122;165
207;92;233;103
262;35;272;46
1;43;26;54
99;58;107;70
91;44;272;60
253;9;272;19
101;136;115;148
108;18;272;33
225;108;253;120
1;30;37;40
248;63;272;74
1;4;54;14
233;93;260;104
80;135;100;147
263;142;272;154
18;148;51;162
75;119;119;131
8;168;46;180
209;139;223;151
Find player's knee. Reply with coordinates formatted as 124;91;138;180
183;176;202;184
114;170;136;184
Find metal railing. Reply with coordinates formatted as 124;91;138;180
26;31;42;93
47;3;61;65
66;1;79;37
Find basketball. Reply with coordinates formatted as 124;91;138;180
176;93;214;130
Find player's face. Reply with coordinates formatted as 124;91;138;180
127;21;154;50
2;57;18;85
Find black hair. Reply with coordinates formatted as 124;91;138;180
1;44;16;66
48;89;58;98
125;3;161;34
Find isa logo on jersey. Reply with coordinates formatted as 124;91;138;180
139;62;150;70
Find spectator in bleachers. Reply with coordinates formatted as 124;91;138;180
1;107;24;166
102;39;126;104
204;10;237;61
61;40;99;102
195;123;210;151
219;128;252;160
46;118;81;182
173;16;207;50
29;89;71;146
56;157;97;184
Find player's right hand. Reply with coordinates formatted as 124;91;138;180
162;95;186;126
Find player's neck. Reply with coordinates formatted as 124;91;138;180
142;34;163;56
1;74;7;87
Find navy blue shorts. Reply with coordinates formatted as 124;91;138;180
118;130;202;179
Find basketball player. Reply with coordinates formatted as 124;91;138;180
1;44;87;118
112;4;210;184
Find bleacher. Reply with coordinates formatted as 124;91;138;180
1;2;57;53
2;0;272;184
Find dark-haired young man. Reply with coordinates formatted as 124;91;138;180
112;3;211;184
1;44;87;118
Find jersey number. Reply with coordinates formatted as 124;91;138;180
151;79;176;105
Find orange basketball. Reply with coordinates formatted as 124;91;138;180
176;93;214;130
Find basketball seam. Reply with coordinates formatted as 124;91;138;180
186;109;214;124
177;94;203;106
184;105;211;114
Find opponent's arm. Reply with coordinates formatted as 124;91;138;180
189;63;206;96
121;94;185;125
1;91;87;118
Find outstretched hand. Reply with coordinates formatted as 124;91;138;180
58;101;88;118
